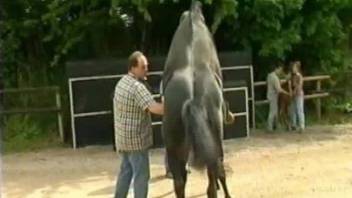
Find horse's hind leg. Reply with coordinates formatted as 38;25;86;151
173;162;187;198
206;104;227;198
286;106;292;131
218;177;231;198
217;160;231;198
167;149;188;198
207;168;218;198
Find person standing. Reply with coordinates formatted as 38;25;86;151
290;61;305;132
267;64;290;132
113;51;164;198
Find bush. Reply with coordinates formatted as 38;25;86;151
2;114;62;153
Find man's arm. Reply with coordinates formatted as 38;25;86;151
279;87;290;95
135;82;164;115
147;102;164;115
274;78;289;95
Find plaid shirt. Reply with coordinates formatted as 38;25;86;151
113;74;155;151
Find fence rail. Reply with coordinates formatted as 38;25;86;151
0;86;64;142
0;86;59;93
253;75;330;86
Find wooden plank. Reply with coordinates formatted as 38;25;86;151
255;92;329;106
304;92;329;99
304;75;330;82
0;86;59;94
56;89;64;142
254;75;331;87
0;107;60;115
316;80;322;120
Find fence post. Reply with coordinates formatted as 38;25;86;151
55;88;64;142
316;80;322;120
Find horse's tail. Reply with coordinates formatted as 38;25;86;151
182;99;219;169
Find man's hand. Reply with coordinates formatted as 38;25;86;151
280;89;290;96
224;112;235;125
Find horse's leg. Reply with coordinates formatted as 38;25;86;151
167;149;188;198
207;168;218;198
282;102;291;131
285;107;291;131
286;103;292;131
282;105;287;130
207;102;230;197
217;160;231;198
279;99;289;131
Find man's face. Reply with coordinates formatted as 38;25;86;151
133;55;149;80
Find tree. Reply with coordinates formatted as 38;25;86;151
1;0;351;86
214;0;352;79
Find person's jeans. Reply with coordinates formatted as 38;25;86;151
267;96;278;131
114;150;150;198
290;95;305;130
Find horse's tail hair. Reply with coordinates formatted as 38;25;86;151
182;99;219;169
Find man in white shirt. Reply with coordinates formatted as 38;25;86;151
267;64;290;132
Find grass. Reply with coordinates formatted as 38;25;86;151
1;114;65;154
2;131;63;154
309;111;352;125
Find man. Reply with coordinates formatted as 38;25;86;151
113;51;164;198
267;64;290;132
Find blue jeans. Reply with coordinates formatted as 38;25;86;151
290;95;305;130
114;150;150;198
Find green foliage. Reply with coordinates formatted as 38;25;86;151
211;0;238;33
4;115;42;141
2;0;350;86
1;0;134;87
215;0;352;81
42;0;126;66
322;56;352;113
1;0;49;87
2;114;61;153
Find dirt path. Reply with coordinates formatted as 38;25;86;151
2;124;352;198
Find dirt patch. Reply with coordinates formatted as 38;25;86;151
2;124;352;198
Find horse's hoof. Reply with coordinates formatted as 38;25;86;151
165;171;173;179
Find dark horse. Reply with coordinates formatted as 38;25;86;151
162;2;231;198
